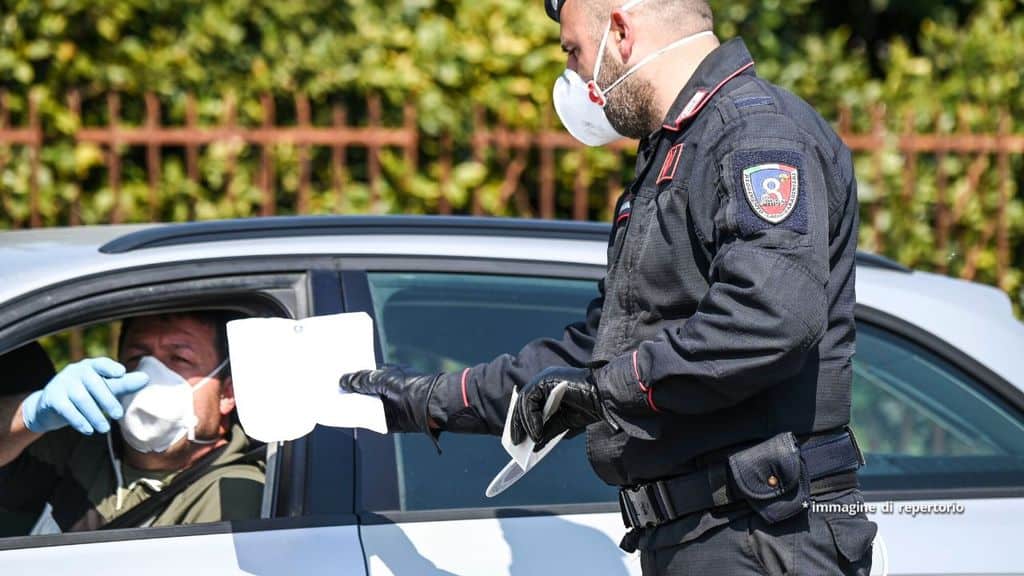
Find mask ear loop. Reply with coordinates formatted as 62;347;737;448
586;19;615;107
602;30;715;98
587;0;651;106
187;357;231;445
586;6;715;110
191;357;231;394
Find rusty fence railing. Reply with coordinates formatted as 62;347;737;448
0;91;1020;291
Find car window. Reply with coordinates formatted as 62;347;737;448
853;322;1024;491
360;272;617;511
0;323;112;537
358;272;1024;512
0;315;267;537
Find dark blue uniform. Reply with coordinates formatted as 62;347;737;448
429;39;875;574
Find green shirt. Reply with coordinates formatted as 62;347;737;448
1;422;264;531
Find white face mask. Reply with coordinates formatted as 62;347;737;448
118;356;229;454
552;0;715;146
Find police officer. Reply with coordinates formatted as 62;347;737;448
341;0;877;573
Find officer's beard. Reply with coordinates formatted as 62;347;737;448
597;53;661;140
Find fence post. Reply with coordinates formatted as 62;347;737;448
185;93;200;219
296;94;312;215
331;103;347;211
403;100;418;205
107;93;123;224
222;92;239;210
0;91;12;229
439;131;452;215
260;94;276;216
471;106;485;215
935;109;950;273
67;91;82;226
28;92;41;228
540;108;556;219
145;92;161;221
367;94;382;212
997;110;1011;289
900;110;917;205
573;150;588;221
869;104;886;253
607;153;621;219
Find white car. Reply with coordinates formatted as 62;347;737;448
1;216;1022;575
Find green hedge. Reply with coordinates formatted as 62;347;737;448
0;0;1021;313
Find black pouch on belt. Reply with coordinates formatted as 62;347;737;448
727;431;809;524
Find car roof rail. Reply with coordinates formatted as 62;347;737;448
854;252;912;273
98;215;611;254
99;214;913;274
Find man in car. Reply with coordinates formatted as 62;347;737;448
341;1;875;574
0;311;264;532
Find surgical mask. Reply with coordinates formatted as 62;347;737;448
552;0;715;146
118;355;230;454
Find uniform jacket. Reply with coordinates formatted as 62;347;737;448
432;38;859;487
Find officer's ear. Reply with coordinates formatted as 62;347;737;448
609;9;636;64
219;376;236;416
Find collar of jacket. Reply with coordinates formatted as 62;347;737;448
658;37;757;133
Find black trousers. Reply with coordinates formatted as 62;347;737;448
639;490;877;576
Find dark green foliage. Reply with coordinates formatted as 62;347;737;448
0;0;1020;314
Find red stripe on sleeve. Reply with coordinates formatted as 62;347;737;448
633;350;659;412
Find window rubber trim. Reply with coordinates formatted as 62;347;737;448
0;255;340;346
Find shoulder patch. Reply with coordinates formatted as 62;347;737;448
743;162;798;223
732;150;807;236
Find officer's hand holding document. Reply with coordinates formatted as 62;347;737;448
486;381;570;498
226;312;387;441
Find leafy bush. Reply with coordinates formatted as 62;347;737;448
0;0;1021;313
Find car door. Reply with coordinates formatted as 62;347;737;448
347;261;1024;576
341;264;641;576
0;260;365;576
855;308;1024;576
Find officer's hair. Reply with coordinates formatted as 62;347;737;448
585;0;713;38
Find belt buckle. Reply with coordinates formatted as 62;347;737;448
618;490;638;529
620;484;665;529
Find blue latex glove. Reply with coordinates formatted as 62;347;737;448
21;357;150;435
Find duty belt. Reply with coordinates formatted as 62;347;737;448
618;429;864;531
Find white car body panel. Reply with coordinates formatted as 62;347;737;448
867;499;1020;575
0;525;365;575
361;514;642;576
857;267;1024;390
369;500;1020;576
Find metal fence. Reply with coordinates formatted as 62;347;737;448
0;91;1020;289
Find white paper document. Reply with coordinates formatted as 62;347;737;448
486;382;570;498
226;312;387;442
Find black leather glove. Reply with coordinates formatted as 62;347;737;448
339;366;443;435
509;367;606;450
